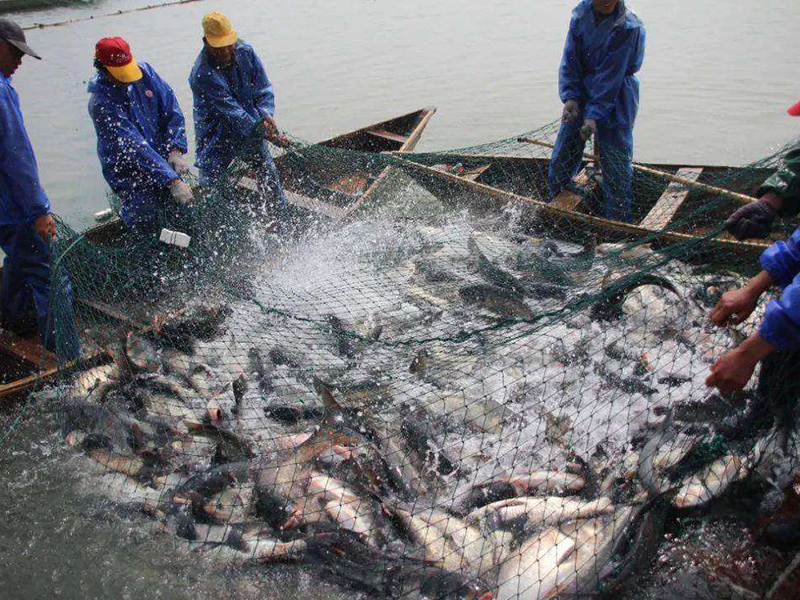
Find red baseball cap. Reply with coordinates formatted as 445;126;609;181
788;99;800;117
95;37;142;83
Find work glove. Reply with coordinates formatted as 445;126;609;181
167;151;191;176
580;118;597;142
169;179;194;205
725;197;780;240
562;100;580;123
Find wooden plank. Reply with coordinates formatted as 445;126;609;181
640;167;703;230
285;190;346;219
367;129;409;144
392;155;770;257
519;136;757;206
551;168;590;212
0;330;57;370
340;107;437;220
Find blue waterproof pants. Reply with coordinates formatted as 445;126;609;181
547;121;635;223
0;223;79;359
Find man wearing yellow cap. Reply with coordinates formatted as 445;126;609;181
88;37;193;235
189;12;288;227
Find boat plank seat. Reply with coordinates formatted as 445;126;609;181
0;330;57;370
639;167;703;230
285;190;346;219
367;129;410;144
551;168;591;211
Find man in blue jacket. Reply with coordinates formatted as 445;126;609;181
0;19;78;357
708;100;800;546
189;11;288;226
88;37;193;237
547;0;645;223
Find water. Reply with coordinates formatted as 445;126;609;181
2;1;800;598
5;0;800;231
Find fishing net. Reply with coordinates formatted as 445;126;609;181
5;118;800;599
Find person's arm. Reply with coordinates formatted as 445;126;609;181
248;47;275;120
757;143;800;216
0;85;50;222
191;70;261;139
760;224;800;288
153;71;188;155
89;98;178;190
583;26;645;124
558;19;583;104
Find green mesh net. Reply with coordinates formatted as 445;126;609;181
5;116;800;599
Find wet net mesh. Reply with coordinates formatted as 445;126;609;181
5;118;800;599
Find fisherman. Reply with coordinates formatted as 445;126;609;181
708;99;800;547
189;11;289;228
0;18;79;357
88;37;193;240
546;0;646;223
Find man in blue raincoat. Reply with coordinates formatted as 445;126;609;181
547;0;646;223
708;100;800;547
88;37;193;237
189;11;288;226
0;18;78;357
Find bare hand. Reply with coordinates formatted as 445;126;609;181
580;118;597;142
562;100;580;123
705;347;759;395
262;115;278;137
709;288;759;327
33;213;55;242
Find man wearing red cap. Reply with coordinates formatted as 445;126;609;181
0;18;79;357
88;37;193;236
707;100;800;546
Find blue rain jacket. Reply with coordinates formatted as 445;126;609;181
0;74;50;225
759;227;800;349
189;40;275;179
88;62;188;227
559;0;646;129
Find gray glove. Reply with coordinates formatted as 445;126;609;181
725;199;778;240
169;179;194;205
562;100;580;123
167;151;191;176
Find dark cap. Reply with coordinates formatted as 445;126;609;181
0;19;41;60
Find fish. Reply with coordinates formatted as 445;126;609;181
183;419;254;461
324;314;358;359
495;525;577;600
469;236;528;295
268;345;304;368
156;303;231;351
86;448;149;479
672;454;745;509
125;332;161;373
71;363;120;403
248;347;275;394
467;496;614;530
591;272;682;321
263;404;326;424
414;257;460;282
594;363;657;397
460;471;585;513
459;284;536;320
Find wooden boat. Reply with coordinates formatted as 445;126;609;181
0;107;436;402
392;146;776;258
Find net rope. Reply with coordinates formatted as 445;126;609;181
3;120;800;599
